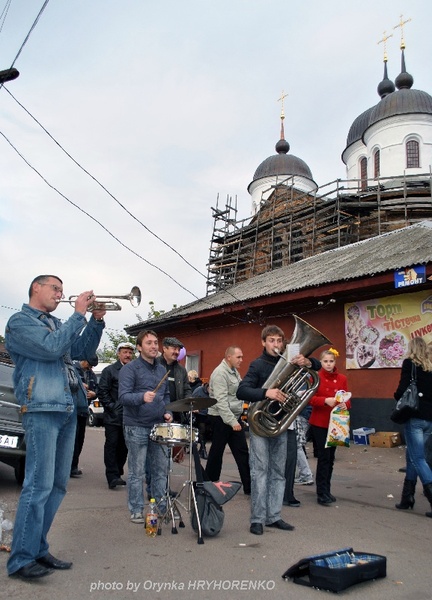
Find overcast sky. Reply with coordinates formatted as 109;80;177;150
1;0;431;345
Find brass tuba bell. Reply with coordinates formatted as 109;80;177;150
247;315;331;438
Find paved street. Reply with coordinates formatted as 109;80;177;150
0;426;431;599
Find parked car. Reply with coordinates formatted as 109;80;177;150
0;356;25;483
87;362;113;427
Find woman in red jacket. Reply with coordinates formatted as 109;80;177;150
309;348;350;506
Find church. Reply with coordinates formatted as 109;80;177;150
126;33;432;434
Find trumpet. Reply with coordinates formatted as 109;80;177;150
60;286;141;312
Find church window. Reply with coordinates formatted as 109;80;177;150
360;156;367;190
373;149;380;178
406;140;419;168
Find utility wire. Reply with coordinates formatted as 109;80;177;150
0;0;13;35
4;87;208;282
9;0;51;68
0;0;247;312
0;129;217;303
3;88;246;308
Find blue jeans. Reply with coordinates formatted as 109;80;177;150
249;430;287;524
404;418;432;485
124;425;169;515
7;409;77;575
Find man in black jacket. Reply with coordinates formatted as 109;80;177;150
158;337;191;422
237;324;320;536
98;342;135;489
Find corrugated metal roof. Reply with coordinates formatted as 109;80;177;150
133;220;432;325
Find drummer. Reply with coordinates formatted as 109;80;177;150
118;330;173;524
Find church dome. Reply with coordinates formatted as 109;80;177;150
249;132;314;190
251;150;314;182
368;88;432;129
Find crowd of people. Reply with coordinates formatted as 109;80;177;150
4;274;432;581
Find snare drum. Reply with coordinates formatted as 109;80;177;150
150;423;198;447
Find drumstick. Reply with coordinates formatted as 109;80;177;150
152;370;170;393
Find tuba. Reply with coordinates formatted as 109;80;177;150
248;316;331;438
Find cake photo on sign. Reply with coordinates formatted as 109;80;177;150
355;343;377;368
377;332;407;367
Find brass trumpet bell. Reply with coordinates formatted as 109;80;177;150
62;286;141;312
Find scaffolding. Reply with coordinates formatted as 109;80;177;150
206;172;432;295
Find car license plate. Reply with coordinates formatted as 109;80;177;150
0;435;19;448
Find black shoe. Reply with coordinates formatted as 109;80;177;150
283;498;301;507
11;561;54;580
109;478;126;489
36;552;72;570
317;495;333;506
250;523;263;535
327;493;337;502
70;468;82;478
266;519;295;531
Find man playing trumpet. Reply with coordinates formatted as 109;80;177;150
5;275;106;580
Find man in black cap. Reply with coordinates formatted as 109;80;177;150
158;337;192;422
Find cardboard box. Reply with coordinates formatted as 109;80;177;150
353;427;375;445
369;431;402;448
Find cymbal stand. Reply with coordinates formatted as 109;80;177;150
155;446;185;535
167;408;204;544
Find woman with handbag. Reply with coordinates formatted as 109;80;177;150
394;337;432;517
309;348;350;506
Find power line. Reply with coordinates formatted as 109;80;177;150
0;129;212;302
2;88;247;309
9;0;51;68
4;88;208;282
0;2;246;311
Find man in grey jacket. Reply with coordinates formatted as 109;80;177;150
205;346;251;494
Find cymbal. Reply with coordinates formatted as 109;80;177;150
165;396;216;412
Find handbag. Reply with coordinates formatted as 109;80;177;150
391;364;419;424
282;547;387;593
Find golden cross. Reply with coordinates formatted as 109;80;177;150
377;30;393;61
393;14;411;49
277;90;288;119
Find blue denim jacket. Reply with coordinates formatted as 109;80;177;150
5;304;105;414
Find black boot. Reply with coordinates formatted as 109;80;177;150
423;482;432;518
395;479;416;510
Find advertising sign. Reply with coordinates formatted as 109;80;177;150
345;290;432;369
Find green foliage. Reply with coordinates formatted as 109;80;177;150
147;300;177;319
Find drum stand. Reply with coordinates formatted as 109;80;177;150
156;447;185;535
156;410;205;544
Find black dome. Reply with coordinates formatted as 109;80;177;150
368;88;432;129
252;153;313;182
346;106;376;147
